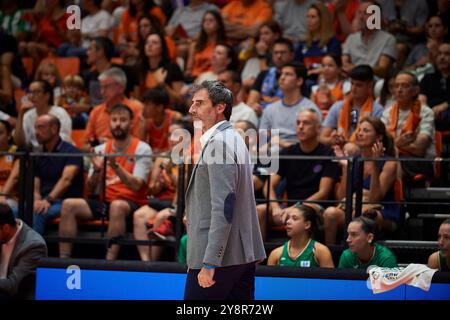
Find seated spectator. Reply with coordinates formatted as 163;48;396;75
116;0;166;64
218;70;258;128
138;86;183;153
221;0;272;42
428;219;450;272
166;0;219;40
310;54;351;112
247;38;295;115
323;116;399;245
326;0;360;43
138;32;185;106
342;1;397;78
134;120;190;261
0;120;18;212
129;14;176;66
256;109;339;239
273;0;314;43
82;37;139;104
13;80;72;151
260;62;321;149
85;67;143;148
404;15;448;71
0;203;47;299
0;63;15;128
17;114;83;235
338;216;398;269
295;2;341;78
382;72;435;182
384;0;429;68
193;44;237;85
18;0;69;77
59;104;152;260
58;75;90;130
376;68;399;109
34;63;62;106
420;43;450;131
185;10;227;80
320;65;384;146
241;21;282;90
57;0;113;59
268;204;334;268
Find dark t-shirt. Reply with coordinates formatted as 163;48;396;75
251;69;280;93
420;71;450;108
34;140;84;199
277;143;339;201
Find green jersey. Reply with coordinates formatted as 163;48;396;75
278;239;319;268
178;234;187;264
338;243;398;269
438;250;450;272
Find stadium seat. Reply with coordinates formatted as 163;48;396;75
71;129;86;149
39;57;80;79
21;57;33;79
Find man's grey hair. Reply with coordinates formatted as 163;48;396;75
192;80;233;121
397;71;420;87
297;108;322;126
98;67;127;88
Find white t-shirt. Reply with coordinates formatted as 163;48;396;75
23;106;72;151
230;102;259;128
81;10;113;48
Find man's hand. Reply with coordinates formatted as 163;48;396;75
396;131;415;148
330;130;346;146
432;102;449;119
34;199;51;214
198;267;216;288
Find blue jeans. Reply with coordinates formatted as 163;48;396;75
13;200;62;235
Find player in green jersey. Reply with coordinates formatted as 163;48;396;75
428;219;450;272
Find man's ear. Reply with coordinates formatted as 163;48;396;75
216;103;226;115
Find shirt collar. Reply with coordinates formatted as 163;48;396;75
5;219;23;247
200;120;226;149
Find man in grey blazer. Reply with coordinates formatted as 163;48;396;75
184;80;266;300
0;204;47;299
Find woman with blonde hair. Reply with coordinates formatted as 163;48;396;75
294;2;341;77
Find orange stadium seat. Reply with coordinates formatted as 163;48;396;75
71;129;86;149
21;57;33;79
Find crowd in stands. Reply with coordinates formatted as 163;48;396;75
0;0;450;273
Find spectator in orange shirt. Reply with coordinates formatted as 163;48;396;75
85;67;143;148
221;0;272;41
138;86;183;153
327;0;360;43
185;10;227;80
59;103;153;260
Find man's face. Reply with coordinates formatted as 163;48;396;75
87;40;100;65
189;89;223;132
100;77;123;104
278;66;302;92
436;44;450;73
296;111;320;143
218;71;238;96
110;110;131;140
394;74;418;104
350;79;372;101
358;2;372;30
272;43;293;69
35;116;56;145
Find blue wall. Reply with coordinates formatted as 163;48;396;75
35;268;450;300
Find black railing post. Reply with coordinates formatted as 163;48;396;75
17;152;27;221
354;156;364;218
24;152;34;226
100;154;107;238
174;162;186;261
343;156;354;245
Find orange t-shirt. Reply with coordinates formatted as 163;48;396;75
145;109;177;153
86;98;143;144
191;42;215;77
327;0;359;43
104;137;148;205
0;145;16;189
221;0;272;27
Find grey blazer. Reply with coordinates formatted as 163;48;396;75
185;121;266;269
0;221;47;298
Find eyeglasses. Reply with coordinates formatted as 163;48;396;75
100;83;118;90
27;90;44;96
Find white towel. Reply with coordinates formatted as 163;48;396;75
368;264;438;294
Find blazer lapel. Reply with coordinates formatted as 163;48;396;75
185;121;232;195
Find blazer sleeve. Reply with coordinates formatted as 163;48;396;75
0;242;47;297
203;137;238;266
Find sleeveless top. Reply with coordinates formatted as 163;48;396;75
438;250;450;272
278;239;319;268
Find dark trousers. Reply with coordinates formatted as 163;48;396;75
184;262;256;300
